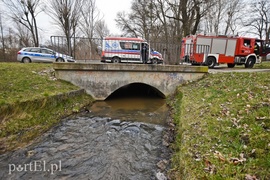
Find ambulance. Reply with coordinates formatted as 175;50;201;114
101;37;163;64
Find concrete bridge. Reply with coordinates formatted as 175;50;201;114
53;63;208;100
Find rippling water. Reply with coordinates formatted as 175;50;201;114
0;97;170;180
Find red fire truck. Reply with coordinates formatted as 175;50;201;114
180;34;266;68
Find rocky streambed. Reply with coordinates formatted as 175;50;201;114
0;98;172;180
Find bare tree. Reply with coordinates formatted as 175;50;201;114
243;0;270;40
1;0;41;46
154;0;170;42
202;0;222;34
116;0;168;42
95;20;110;39
79;0;104;38
130;0;154;39
78;0;109;59
116;11;138;37
46;0;84;56
0;13;5;60
201;0;244;35
223;0;241;35
116;0;148;37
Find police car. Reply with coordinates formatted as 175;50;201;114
17;47;75;63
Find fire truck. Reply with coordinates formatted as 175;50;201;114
180;34;267;68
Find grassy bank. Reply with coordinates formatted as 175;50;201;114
254;61;270;69
0;63;93;153
170;72;270;179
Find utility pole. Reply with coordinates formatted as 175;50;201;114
0;13;5;61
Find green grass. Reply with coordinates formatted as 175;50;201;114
0;63;93;153
227;61;270;69
0;63;79;105
254;61;270;68
170;72;270;179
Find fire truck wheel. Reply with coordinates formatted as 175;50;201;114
227;63;235;68
245;58;255;68
206;57;216;68
112;57;121;63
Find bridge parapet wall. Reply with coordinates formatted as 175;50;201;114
53;63;208;100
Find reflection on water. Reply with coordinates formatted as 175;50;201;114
89;97;168;126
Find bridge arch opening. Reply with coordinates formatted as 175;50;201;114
106;83;166;100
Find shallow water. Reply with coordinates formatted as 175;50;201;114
0;97;170;180
90;97;168;125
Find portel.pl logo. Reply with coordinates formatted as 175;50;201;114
9;160;62;175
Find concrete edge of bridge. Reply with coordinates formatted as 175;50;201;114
53;63;208;73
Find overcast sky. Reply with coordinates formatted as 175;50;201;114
96;0;132;34
36;0;132;43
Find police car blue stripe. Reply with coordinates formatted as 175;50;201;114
21;52;56;58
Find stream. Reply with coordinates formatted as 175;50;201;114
0;94;171;180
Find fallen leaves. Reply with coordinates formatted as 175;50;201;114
213;151;226;162
230;152;246;165
213;151;247;165
203;150;249;175
245;174;259;180
203;159;216;174
255;116;270;121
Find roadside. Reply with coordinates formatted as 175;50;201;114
170;71;270;179
0;63;94;154
209;61;270;73
209;67;270;73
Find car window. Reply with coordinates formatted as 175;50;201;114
41;49;53;54
132;43;140;50
29;48;40;52
47;49;54;54
120;42;140;50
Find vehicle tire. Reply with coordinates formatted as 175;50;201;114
112;57;120;63
206;56;216;68
22;57;31;63
227;63;235;68
152;58;158;64
245;58;255;68
56;58;64;62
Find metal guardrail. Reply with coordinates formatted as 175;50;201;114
50;36;181;64
50;36;102;61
